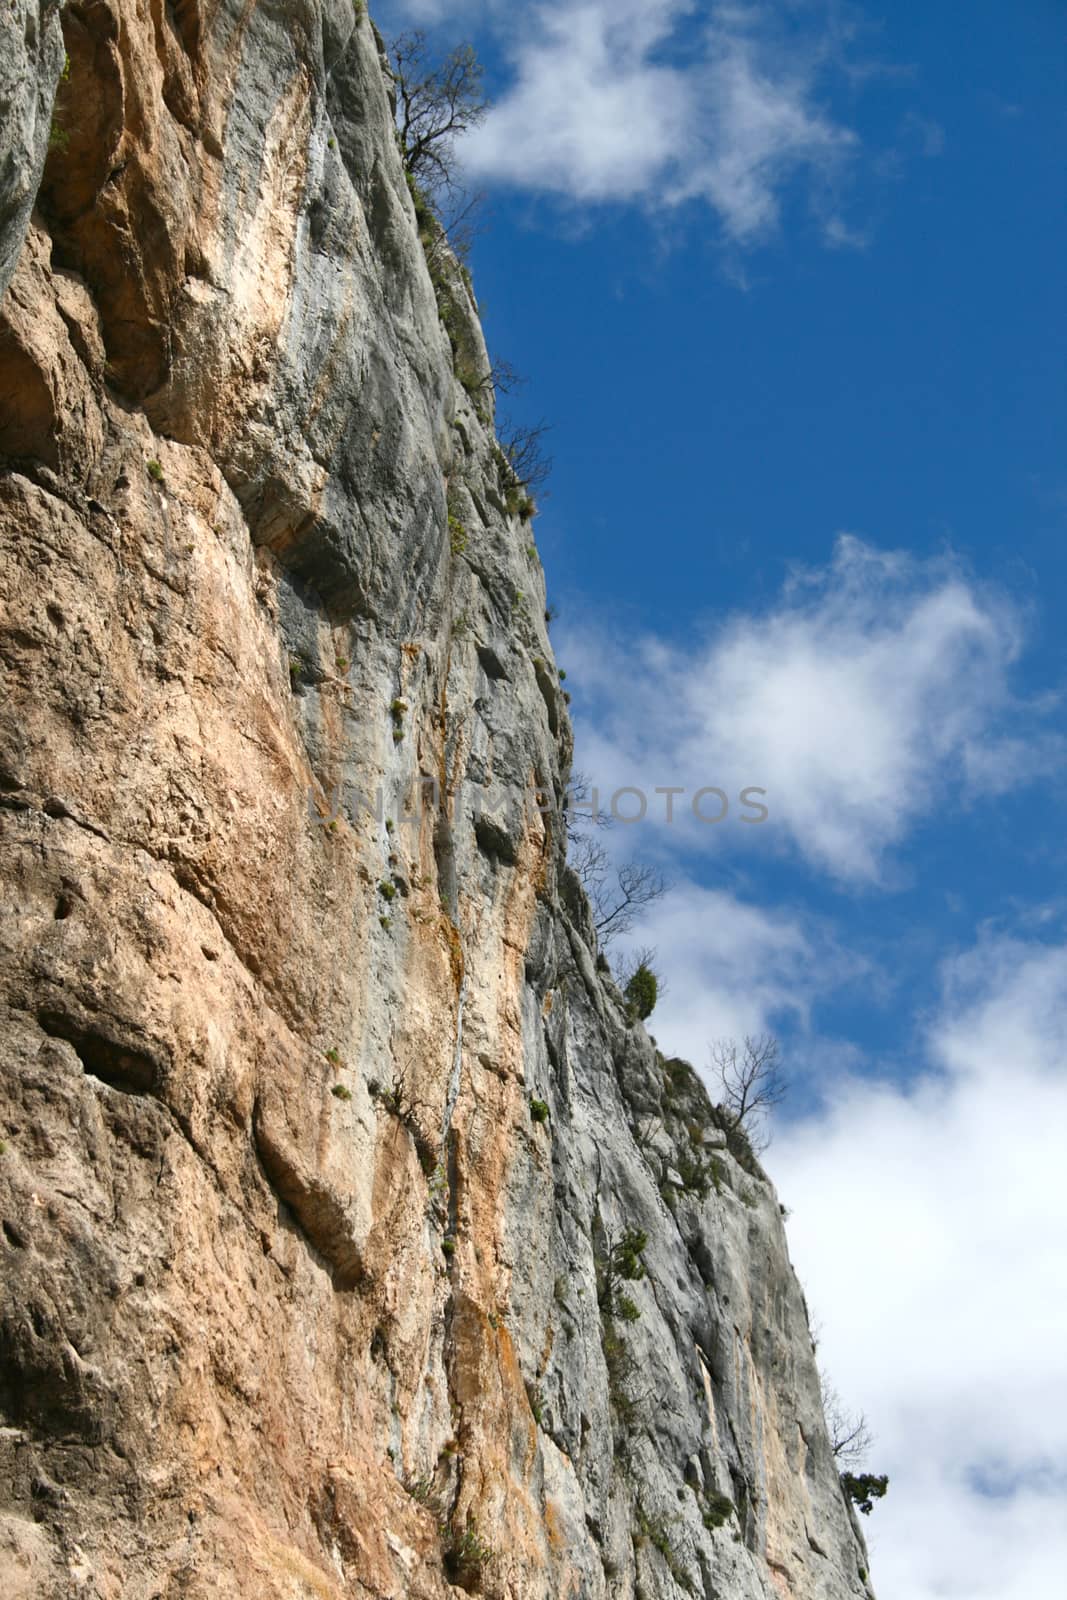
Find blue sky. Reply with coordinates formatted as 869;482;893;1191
376;3;1067;1595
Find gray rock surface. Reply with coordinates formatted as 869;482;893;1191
0;0;64;299
0;5;875;1596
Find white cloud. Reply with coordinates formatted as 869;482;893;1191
464;2;691;203
612;881;840;1061
667;5;857;240
562;536;1053;884
773;935;1067;1599
386;0;864;245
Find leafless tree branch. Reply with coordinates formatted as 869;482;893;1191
614;944;666;1001
569;829;609;889
498;417;553;494
563;771;612;839
390;32;489;195
592;861;668;949
820;1373;874;1469
708;1034;787;1152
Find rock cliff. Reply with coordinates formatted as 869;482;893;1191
0;5;874;1597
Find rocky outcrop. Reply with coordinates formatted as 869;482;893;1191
0;5;873;1597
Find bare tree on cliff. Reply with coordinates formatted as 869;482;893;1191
820;1373;874;1469
709;1034;787;1152
569;832;667;952
390;31;489;193
499;417;554;496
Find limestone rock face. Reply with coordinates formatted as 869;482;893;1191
0;6;873;1598
0;1;64;300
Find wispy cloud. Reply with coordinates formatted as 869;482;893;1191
464;2;692;205
665;3;858;241
562;536;1059;884
383;0;866;246
613;881;852;1062
774;932;1067;1599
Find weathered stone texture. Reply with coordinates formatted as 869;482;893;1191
0;1;65;299
0;5;872;1597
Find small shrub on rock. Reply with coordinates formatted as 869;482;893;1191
701;1490;735;1530
442;1520;493;1590
842;1472;889;1515
624;962;658;1022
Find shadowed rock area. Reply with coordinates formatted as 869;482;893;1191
0;4;874;1596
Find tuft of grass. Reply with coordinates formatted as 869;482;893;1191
331;1084;352;1101
146;459;164;482
379;915;391;930
441;1236;457;1257
634;1507;694;1591
325;1048;342;1066
442;1521;493;1589
602;1324;639;1424
449;515;467;555
525;1381;543;1426
701;1490;735;1531
634;1508;673;1559
529;1097;549;1124
456;362;486;398
676;1149;710;1199
613;1227;648;1285
406;170;432;227
379;880;397;901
